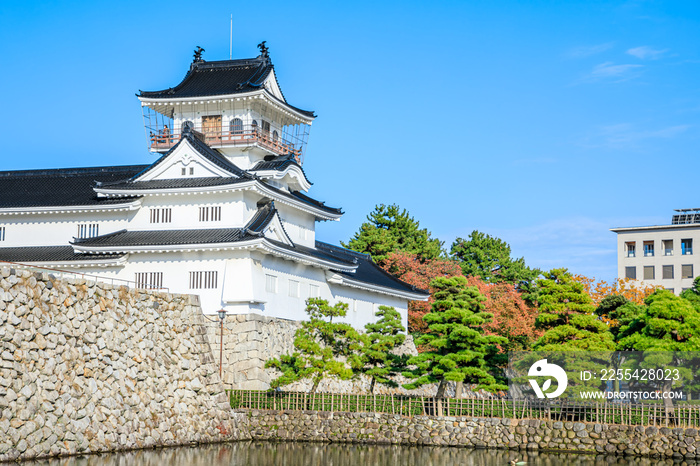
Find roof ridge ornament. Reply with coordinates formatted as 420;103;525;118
193;46;205;64
257;41;269;59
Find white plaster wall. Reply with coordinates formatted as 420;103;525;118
616;225;700;294
275;204;316;248
0;210;132;247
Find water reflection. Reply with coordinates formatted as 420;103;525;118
21;442;700;466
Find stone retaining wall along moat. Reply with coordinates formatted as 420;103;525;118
0;268;248;462
245;410;700;459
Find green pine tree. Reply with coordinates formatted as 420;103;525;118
265;298;362;394
360;306;407;394
450;230;540;290
403;276;508;398
343;204;444;265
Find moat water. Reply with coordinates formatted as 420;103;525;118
19;442;700;466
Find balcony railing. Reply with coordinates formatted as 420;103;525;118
149;124;301;157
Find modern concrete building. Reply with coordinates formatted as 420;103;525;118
611;209;700;294
0;43;428;329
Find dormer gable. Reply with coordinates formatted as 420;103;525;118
133;132;250;182
244;200;294;247
249;155;312;192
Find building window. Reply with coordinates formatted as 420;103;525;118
77;223;99;239
135;272;163;289
272;130;279;142
625;266;636;279
0;227;5;241
667;288;675;294
265;274;277;293
643;266;655;280
189;167;194;175
230;118;243;135
189;271;218;289
682;239;693;255
663;265;674;280
289;280;300;298
261;120;271;134
643;241;654;257
181;167;186;176
150;208;172;223
682;264;694;279
663;240;673;256
199;206;221;222
625;242;636;258
309;284;320;298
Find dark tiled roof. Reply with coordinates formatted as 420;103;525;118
138;57;315;118
264;239;357;267
139;58;274;99
0;165;146;209
245;202;276;234
72;228;257;248
315;242;429;297
288;190;342;215
0;246;125;263
251;155;312;185
95;176;249;191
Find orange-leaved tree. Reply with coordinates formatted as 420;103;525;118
572;274;661;306
465;276;542;352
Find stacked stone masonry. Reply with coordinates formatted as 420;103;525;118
0;267;248;462
246;410;700;458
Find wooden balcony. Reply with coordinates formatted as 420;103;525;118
149;125;301;157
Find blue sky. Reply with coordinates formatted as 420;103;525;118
1;0;699;282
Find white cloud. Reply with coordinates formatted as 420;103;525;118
627;46;668;60
566;43;614;58
582;62;644;82
584;123;691;149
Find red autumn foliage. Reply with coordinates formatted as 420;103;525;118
382;252;541;351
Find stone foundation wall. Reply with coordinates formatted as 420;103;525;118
0;268;249;462
245;410;700;458
207;313;436;395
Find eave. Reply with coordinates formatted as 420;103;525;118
0;199;143;216
138;89;314;124
325;271;430;301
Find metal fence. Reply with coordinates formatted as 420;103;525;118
228;389;700;428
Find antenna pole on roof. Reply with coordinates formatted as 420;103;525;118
229;14;233;60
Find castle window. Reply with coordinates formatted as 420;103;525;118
261;120;271;134
230;118;243;135
289;280;300;298
199;206;221;222
309;284;320;298
189;271;218;289
272;130;279;142
77;223;99;239
0;227;5;241
135;272;163;289
189;167;194;175
265;274;277;293
181;167;186;176
150;208;172;223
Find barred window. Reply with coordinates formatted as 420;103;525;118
199;206;221;222
189;271;218;289
230;118;243;135
135;272;163;289
265;274;277;293
0;226;5;241
309;284;320;298
77;223;99;239
150;208;172;223
289;280;300;298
